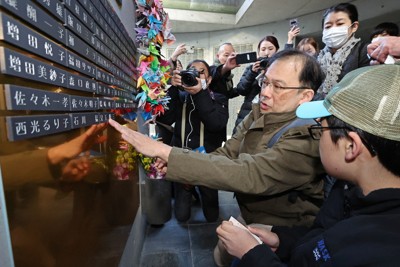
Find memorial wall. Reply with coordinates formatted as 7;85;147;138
0;0;139;266
0;0;137;141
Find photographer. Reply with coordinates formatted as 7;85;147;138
156;60;229;223
232;36;279;133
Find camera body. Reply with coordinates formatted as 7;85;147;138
180;68;199;87
258;57;270;70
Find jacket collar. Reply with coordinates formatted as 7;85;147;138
250;103;298;129
346;186;400;216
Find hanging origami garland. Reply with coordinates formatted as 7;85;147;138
134;0;175;123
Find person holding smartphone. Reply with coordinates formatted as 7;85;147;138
285;20;319;57
285;24;301;50
231;35;280;134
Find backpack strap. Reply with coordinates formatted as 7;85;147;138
267;118;315;148
266;118;328;205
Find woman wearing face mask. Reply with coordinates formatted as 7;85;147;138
317;2;370;99
232;36;280;134
156;60;229;223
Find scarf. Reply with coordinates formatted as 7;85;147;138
317;35;360;95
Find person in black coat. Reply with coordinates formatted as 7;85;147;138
216;65;400;267
157;59;229;222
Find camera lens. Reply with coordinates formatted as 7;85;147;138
180;69;199;87
259;57;270;70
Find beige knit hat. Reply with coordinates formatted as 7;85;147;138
296;65;400;141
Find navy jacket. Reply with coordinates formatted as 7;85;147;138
239;181;400;266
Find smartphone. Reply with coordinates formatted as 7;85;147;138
290;18;299;29
235;51;257;64
186;46;195;54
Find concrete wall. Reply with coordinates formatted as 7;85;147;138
162;0;400;135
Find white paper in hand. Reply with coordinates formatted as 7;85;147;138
229;216;262;244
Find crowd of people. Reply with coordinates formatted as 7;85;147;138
108;2;400;267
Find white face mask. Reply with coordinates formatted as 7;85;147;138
322;24;352;49
201;79;208;90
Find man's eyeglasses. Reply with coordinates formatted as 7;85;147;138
308;124;348;140
258;77;309;93
308;124;377;156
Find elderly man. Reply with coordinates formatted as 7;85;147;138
109;50;326;266
210;42;239;98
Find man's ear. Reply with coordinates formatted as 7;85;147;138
344;131;363;162
298;89;314;105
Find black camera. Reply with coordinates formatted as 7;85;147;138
180;68;199;87
258;57;270;70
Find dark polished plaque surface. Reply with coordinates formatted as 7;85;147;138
0;1;139;266
0;0;137;142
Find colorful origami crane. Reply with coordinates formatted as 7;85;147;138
134;0;175;122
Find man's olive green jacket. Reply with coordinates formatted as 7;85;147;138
167;104;325;227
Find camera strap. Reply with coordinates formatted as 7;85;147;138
181;102;204;148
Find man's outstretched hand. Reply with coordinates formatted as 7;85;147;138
108;119;172;162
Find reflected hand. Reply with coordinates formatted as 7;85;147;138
108;119;172;162
154;157;168;173
216;221;260;259
60;155;91;182
47;123;107;165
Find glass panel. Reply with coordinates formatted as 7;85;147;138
164;0;246;14
0;128;140;267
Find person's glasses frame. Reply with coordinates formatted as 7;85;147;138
308;121;377;156
257;76;309;92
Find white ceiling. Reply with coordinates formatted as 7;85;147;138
165;0;355;33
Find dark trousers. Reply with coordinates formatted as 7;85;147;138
174;182;219;222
